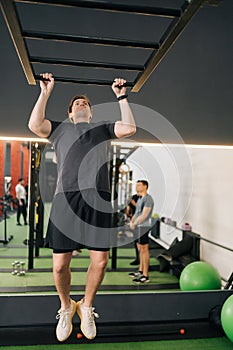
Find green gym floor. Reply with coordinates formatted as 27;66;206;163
1;338;233;350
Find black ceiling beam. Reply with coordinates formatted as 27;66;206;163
132;0;207;92
15;0;181;18
30;56;144;71
35;75;134;87
23;30;159;50
0;0;36;84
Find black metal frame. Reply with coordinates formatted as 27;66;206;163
0;0;221;91
224;273;233;290
28;141;45;270
0;196;14;244
109;143;138;269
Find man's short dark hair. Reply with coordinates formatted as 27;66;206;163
18;178;23;182
68;95;92;114
137;180;149;189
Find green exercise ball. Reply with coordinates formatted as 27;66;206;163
221;295;233;342
180;261;221;291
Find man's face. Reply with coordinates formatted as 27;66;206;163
70;99;92;120
136;182;145;193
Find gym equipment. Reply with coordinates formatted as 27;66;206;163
224;272;233;290
11;261;26;276
180;261;221;291
28;142;45;270
0;195;13;244
221;294;233;342
11;261;19;275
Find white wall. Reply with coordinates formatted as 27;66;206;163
127;145;233;282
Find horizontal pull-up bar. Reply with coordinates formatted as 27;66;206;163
23;30;159;50
30;56;144;72
35;75;134;87
15;0;182;18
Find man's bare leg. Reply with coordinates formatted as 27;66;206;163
83;250;109;307
139;244;150;277
76;250;109;340
53;252;73;309
53;252;77;342
137;242;143;273
136;242;143;271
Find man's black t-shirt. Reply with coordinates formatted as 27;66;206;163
48;119;116;194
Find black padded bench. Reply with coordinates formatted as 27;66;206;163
149;220;201;278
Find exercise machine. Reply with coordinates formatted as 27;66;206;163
0;195;13;244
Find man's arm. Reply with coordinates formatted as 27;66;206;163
131;198;137;207
28;73;54;138
130;207;151;230
112;78;136;138
16;188;22;206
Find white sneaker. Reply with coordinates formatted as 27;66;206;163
76;298;99;340
56;299;76;342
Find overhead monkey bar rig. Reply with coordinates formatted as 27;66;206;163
0;0;222;91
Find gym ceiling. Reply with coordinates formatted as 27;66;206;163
0;0;232;144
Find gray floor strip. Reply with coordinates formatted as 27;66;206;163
0;283;179;293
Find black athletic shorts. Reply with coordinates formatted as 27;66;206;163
45;190;113;252
134;227;150;245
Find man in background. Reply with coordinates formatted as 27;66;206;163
129;180;154;283
15;178;27;226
